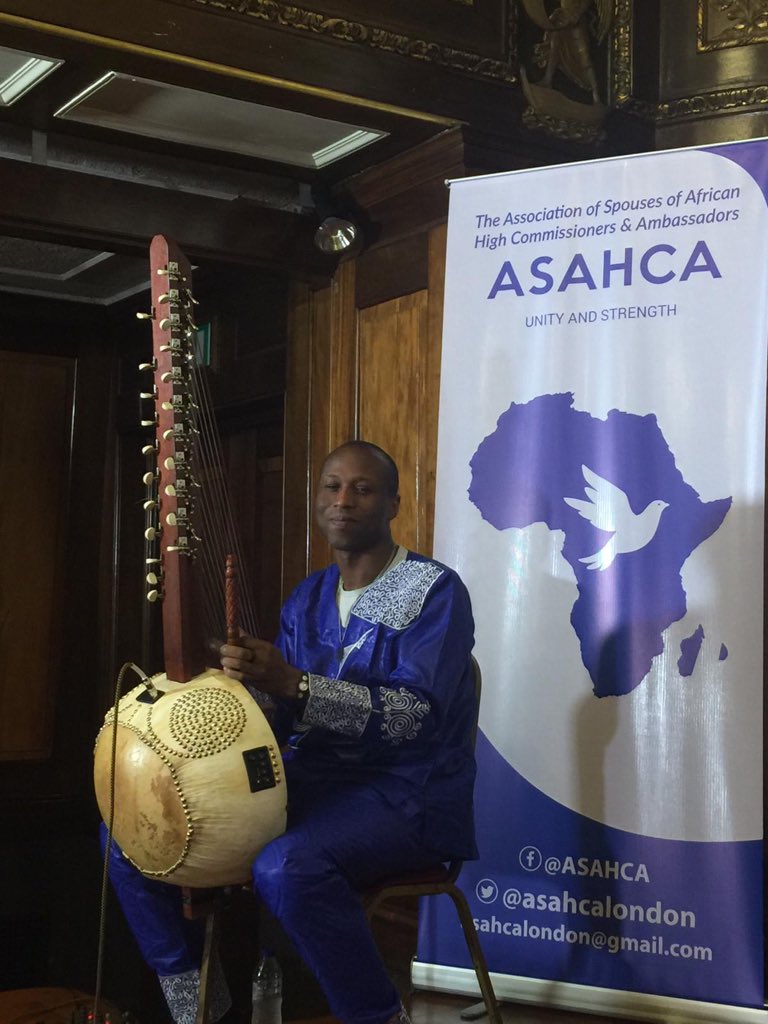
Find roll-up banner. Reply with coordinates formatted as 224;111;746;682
421;140;767;1018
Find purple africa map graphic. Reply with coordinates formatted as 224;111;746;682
469;393;732;697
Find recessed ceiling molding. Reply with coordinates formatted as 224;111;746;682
312;130;382;168
0;47;63;106
0;122;305;208
0;249;114;282
53;71;116;118
0;278;149;306
58;250;114;280
53;71;388;167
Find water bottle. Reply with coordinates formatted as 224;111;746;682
251;950;283;1024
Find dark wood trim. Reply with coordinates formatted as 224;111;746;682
0;160;332;277
0;3;517;130
341;125;592;250
424;223;447;557
355;235;429;309
329;260;358;450
306;285;333;575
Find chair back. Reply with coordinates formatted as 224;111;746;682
469;654;482;750
441;654;481;881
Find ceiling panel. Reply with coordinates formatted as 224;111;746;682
0;235;149;303
0;42;62;105
55;72;388;168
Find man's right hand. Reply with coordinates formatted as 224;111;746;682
220;632;303;701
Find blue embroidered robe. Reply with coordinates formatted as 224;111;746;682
274;550;478;861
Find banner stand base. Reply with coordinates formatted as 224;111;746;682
412;962;768;1024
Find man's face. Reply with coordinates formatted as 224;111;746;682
315;447;400;553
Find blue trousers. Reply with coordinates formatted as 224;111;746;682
103;759;443;1024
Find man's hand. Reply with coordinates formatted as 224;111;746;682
219;632;302;700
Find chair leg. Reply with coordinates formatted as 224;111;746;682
196;907;220;1024
447;888;503;1024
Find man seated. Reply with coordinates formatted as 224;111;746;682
103;440;478;1024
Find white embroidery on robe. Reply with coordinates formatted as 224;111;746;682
303;674;372;736
353;561;444;630
378;686;431;743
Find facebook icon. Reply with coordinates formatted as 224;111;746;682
519;846;542;871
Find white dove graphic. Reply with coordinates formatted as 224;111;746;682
564;465;669;571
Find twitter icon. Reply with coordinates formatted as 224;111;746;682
476;878;499;904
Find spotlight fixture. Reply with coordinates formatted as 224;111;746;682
310;182;366;258
313;216;359;255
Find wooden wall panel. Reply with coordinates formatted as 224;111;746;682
358;292;429;553
307;285;334;578
308;261;358;575
201;267;290;409
282;222;449;586
328;260;359;449
0;352;74;760
425;222;448;556
221;439;284;643
282;281;313;598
